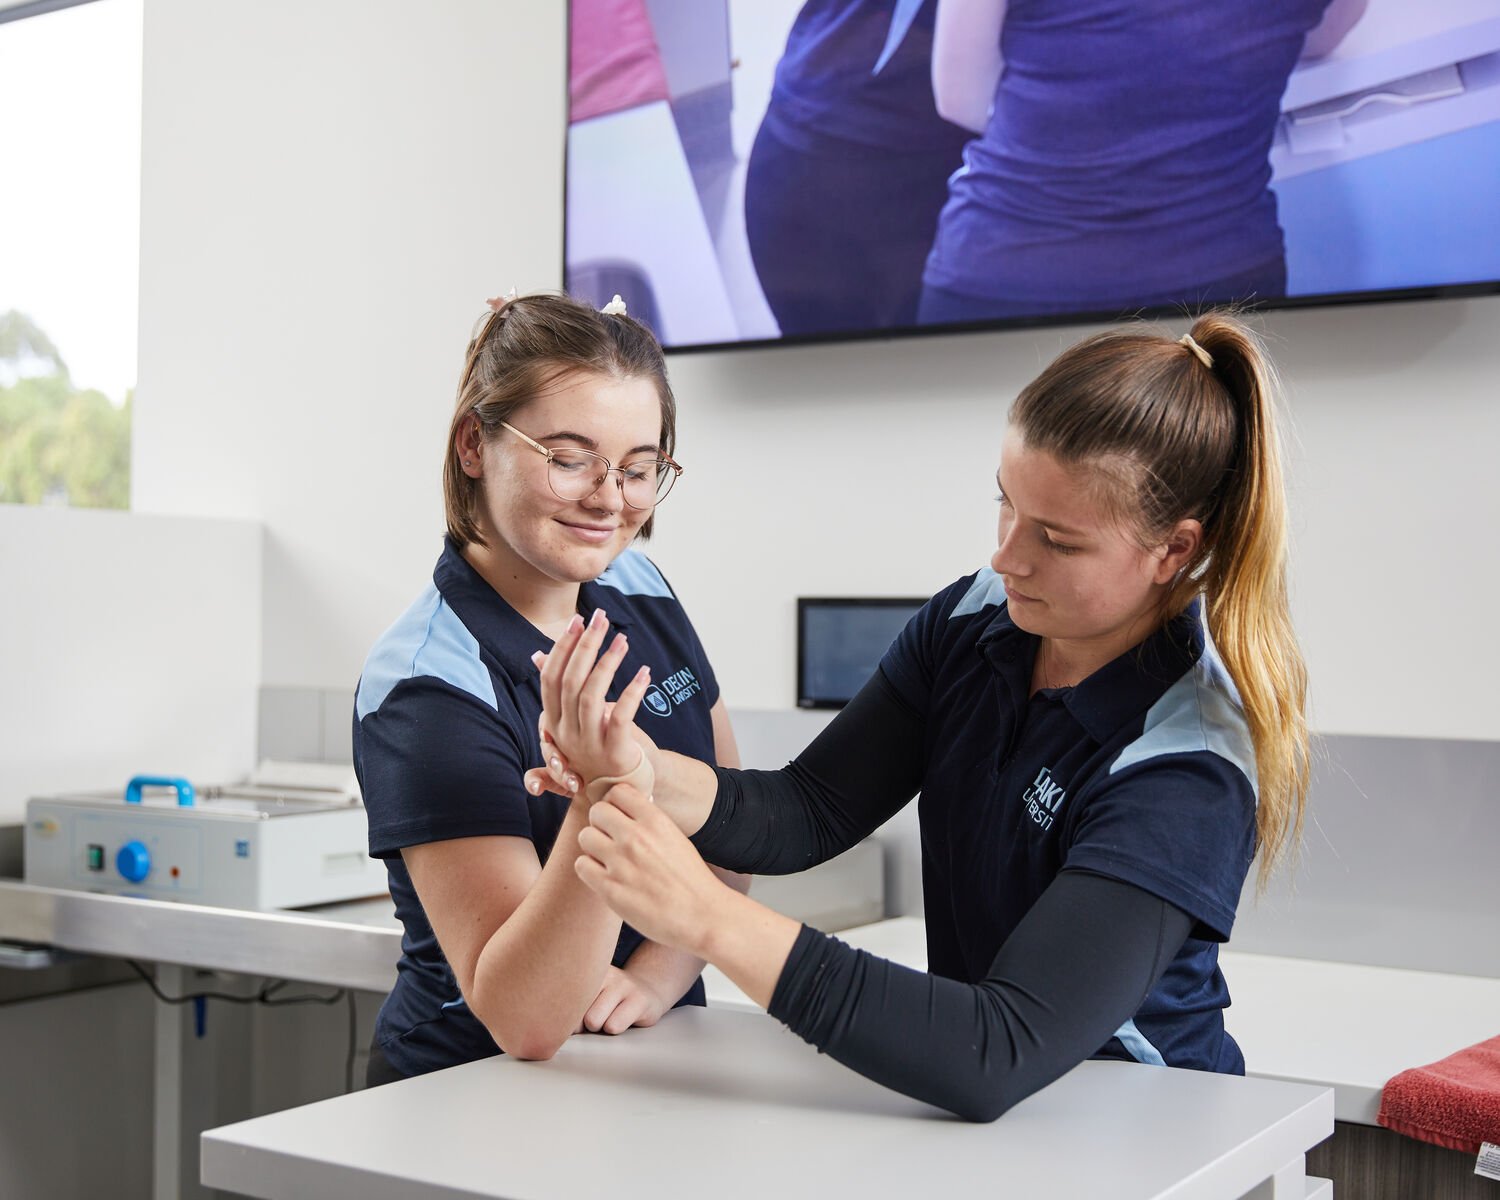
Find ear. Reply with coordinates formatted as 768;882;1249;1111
1152;518;1202;585
457;414;485;478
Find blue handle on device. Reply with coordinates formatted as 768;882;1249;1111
124;775;196;807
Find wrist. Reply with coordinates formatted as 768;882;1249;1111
584;745;654;805
689;879;746;963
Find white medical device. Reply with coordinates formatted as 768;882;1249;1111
24;762;388;910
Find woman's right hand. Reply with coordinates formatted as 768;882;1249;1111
527;609;654;798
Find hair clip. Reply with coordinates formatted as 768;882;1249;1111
486;288;519;314
600;294;628;317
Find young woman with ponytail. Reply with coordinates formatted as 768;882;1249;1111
528;312;1309;1122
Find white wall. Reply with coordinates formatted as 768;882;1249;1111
129;0;1500;748
0;506;260;823
132;0;568;690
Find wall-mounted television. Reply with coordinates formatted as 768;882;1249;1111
565;0;1500;352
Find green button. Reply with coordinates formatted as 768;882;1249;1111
87;844;105;871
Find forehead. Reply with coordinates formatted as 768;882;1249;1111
518;370;662;439
998;428;1118;532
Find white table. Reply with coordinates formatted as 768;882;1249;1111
707;918;1500;1127
202;1006;1332;1200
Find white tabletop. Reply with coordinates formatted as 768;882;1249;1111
202;1006;1330;1200
705;918;1500;1126
1219;950;1500;1124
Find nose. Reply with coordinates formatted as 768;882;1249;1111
991;514;1029;580
581;469;626;513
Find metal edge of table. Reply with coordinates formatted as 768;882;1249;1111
0;879;400;992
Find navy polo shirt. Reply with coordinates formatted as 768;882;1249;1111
353;538;721;1077
884;567;1257;1073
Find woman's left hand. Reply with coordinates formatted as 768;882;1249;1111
579;965;670;1036
575;784;729;955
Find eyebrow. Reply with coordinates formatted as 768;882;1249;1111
540;431;661;456
996;473;1089;538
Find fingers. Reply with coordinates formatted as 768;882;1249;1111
530;711;579;795
524;768;563;798
536;615;584;730
610;664;651;732
578;629;630;745
559;609;611;742
576;823;613;862
583;974;626;1033
583;981;651;1035
574;851;607;895
599;782;657;821
602;992;648;1035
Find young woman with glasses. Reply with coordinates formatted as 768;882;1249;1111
353;291;743;1085
530;311;1309;1122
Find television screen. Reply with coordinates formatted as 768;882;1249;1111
565;0;1500;351
798;597;927;708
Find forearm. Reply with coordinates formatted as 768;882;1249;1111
770;873;1193;1122
471;802;623;1058
621;865;752;1005
933;0;1006;132
690;668;925;874
695;887;803;1010
644;748;720;836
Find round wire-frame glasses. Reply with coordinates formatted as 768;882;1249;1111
500;422;681;509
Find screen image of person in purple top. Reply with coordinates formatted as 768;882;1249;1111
528;311;1311;1121
918;0;1369;326
744;0;972;336
352;291;747;1084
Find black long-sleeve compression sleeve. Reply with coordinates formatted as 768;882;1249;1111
767;870;1194;1122
691;666;925;875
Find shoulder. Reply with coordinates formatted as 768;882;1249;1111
355;583;498;723
905;565;1009;646
1107;641;1257;795
944;565;1008;621
879;566;1004;690
594;547;676;603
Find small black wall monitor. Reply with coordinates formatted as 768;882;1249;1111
797;597;927;710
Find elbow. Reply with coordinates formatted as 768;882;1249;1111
943;1080;1026;1124
501;1030;568;1062
932;87;973;132
952;1096;1011;1124
489;1014;570;1062
472;991;572;1062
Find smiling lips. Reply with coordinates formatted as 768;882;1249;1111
557;519;618;545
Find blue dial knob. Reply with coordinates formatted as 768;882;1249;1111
116;840;151;884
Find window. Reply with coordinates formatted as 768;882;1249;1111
0;0;141;509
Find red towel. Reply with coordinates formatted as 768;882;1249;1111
1378;1034;1500;1154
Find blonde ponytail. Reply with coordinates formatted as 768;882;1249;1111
1186;314;1309;888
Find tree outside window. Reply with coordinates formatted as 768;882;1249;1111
0;0;141;511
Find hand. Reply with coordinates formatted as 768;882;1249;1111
527;610;656;799
575;784;728;955
577;965;671;1036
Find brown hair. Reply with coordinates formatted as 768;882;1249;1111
1011;312;1309;887
443;292;677;546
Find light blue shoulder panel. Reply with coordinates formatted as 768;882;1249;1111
595;549;672;599
949;566;1008;619
355;584;498;720
1107;644;1257;792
